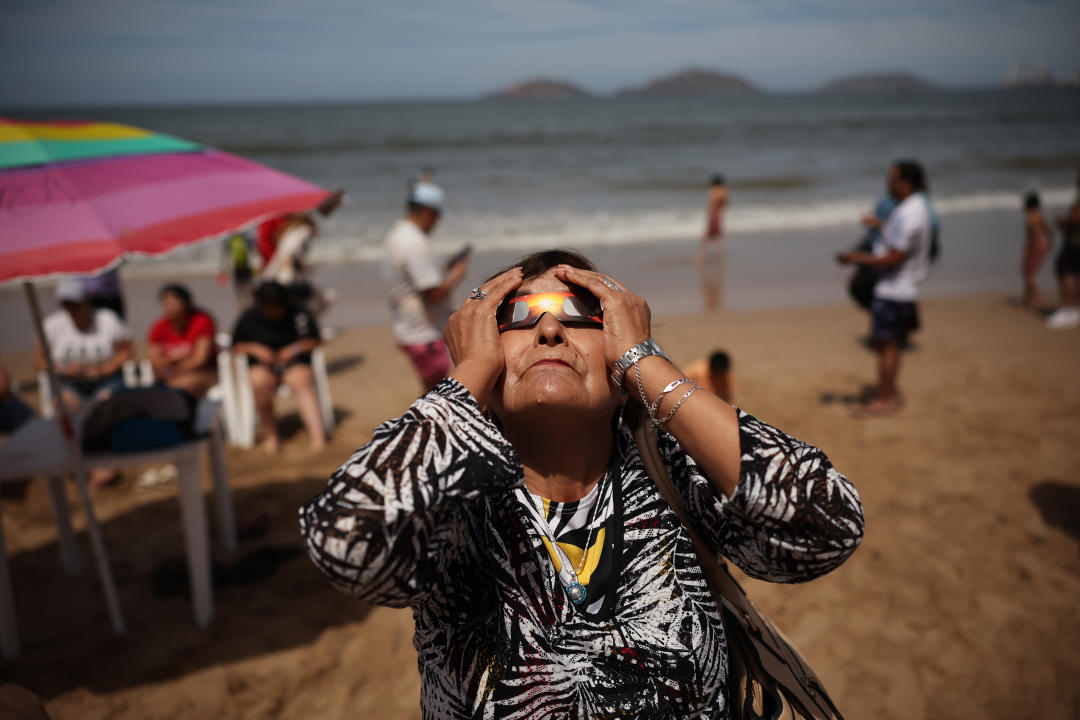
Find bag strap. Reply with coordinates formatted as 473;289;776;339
627;405;844;719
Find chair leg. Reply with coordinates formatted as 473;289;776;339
0;511;20;660
176;450;213;627
208;430;237;554
312;348;335;434
71;468;126;634
45;476;81;576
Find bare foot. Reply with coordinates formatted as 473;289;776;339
261;435;281;456
90;468;120;487
308;438;327;456
853;396;901;418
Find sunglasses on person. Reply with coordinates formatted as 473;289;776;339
496;291;603;332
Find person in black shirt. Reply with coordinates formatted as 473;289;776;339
232;282;326;454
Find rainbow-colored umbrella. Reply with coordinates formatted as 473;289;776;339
0;118;333;284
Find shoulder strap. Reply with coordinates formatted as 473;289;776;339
627;405;844;720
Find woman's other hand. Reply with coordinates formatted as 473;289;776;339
552;265;651;367
446;266;523;406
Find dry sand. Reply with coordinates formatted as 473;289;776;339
1;294;1078;719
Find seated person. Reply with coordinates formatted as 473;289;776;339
36;279;132;412
231;282;326;454
0;366;34;436
147;284;218;397
685;349;734;403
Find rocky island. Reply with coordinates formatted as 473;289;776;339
485;78;592;99
616;68;759;97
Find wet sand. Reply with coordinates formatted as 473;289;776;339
0;207;1056;355
0;291;1078;719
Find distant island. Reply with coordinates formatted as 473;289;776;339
819;72;940;93
616;68;759;97
485;78;593;99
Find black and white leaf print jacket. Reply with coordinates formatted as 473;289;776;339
300;378;863;719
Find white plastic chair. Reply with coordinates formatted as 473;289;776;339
0;399;236;659
37;359;147;419
230;347;334;449
44;354;247;449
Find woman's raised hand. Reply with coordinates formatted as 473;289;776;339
445;266;523;406
553;265;651;368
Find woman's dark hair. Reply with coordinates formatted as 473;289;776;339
710;174;725;187
892;159;927;193
254;281;292;307
1024;191;1041;210
159;283;193;309
487;249;597;283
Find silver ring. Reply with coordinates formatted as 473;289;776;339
603;276;625;293
468;287;487;301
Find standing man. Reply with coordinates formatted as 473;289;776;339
383;181;468;390
839;160;934;416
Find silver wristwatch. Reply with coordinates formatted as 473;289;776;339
610;338;670;388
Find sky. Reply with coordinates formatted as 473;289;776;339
2;0;1079;108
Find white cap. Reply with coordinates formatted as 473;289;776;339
409;181;445;213
56;278;87;303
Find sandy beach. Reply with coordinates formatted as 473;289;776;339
0;285;1078;719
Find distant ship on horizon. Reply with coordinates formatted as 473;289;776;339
1003;61;1080;88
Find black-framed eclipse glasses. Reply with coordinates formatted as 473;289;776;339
495;291;603;332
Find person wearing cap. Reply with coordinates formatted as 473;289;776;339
36;279;133;485
36;279;133;411
382;181;469;390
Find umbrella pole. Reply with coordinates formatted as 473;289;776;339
22;282;127;635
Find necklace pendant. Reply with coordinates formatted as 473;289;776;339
565;581;587;605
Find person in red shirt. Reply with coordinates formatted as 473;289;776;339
147;284;218;397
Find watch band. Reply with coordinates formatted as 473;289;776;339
610;338;670;388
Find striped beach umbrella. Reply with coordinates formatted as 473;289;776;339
0;117;335;284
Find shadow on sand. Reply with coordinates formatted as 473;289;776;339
0;477;372;701
1030;479;1080;546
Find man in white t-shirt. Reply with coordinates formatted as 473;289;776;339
36;278;133;410
382;182;469;390
839;160;934;416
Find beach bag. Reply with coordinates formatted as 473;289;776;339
81;387;195;454
847;265;877;311
628;407;845;720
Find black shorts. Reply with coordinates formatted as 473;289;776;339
1055;245;1080;276
871;298;919;344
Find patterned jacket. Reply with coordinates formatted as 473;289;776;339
300;379;864;719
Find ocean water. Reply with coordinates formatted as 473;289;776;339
19;88;1080;268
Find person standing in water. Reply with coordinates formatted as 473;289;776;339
697;174;727;263
1021;192;1052;311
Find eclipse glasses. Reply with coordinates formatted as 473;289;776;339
496;291;603;332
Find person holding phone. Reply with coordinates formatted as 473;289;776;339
382;181;469;390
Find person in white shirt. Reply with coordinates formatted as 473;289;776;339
35;278;133;485
382;181;469;390
35;278;133;411
839;160;934;416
